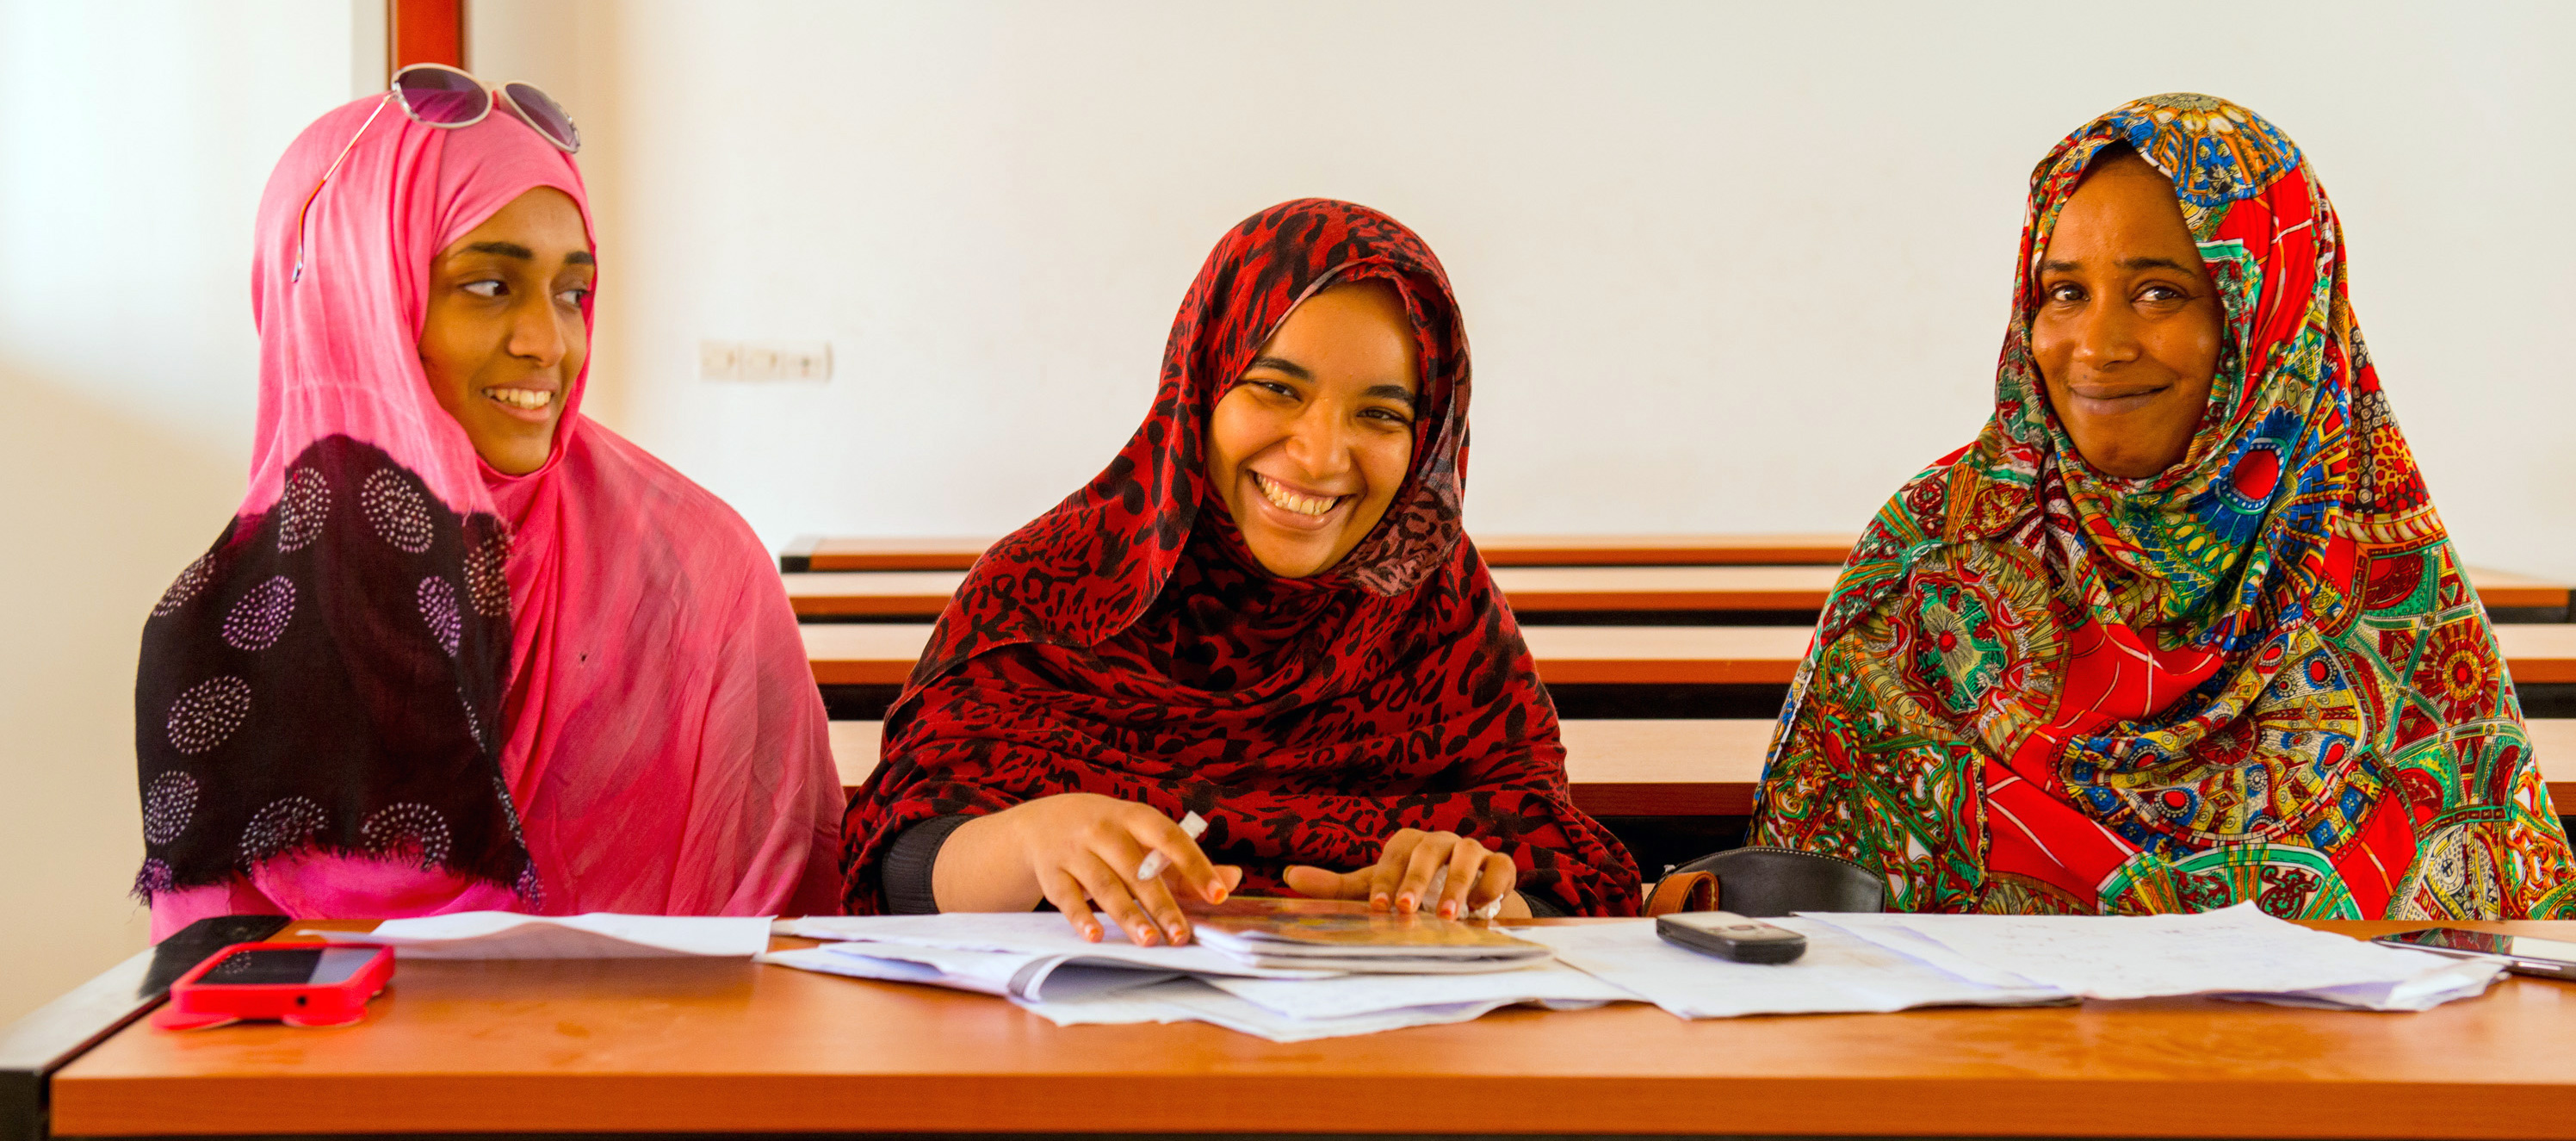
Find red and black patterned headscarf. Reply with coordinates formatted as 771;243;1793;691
839;198;1639;916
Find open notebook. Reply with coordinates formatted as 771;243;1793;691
1189;898;1549;972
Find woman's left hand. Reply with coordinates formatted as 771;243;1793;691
1283;828;1522;919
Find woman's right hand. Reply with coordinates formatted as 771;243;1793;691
951;793;1239;946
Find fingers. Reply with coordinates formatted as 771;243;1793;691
1217;865;1246;893
1068;851;1164;946
1368;828;1426;910
1127;813;1225;904
1037;866;1104;942
1470;852;1516;913
1434;840;1489;920
1394;832;1458;914
1129;864;1194;946
1283;864;1367;900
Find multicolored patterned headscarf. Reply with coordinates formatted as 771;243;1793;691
1751;94;2576;919
839;199;1640;917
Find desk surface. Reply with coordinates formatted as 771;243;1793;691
789;531;1867;571
830;719;2576;819
51;920;2576;1138
804;623;2576;688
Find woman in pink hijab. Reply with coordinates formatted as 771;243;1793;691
136;74;842;939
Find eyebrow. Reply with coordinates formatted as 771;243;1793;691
1243;355;1311;381
1364;383;1420;409
2040;256;2195;273
458;242;595;268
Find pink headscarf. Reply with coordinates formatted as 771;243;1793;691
139;95;841;934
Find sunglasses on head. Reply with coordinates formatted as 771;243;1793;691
293;64;581;283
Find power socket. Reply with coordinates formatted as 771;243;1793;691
701;340;832;381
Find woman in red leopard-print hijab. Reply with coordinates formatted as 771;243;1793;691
839;199;1638;942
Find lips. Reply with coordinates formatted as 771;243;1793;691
2064;383;2167;415
1253;471;1345;517
482;387;557;420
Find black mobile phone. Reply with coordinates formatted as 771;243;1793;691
2373;927;2576;981
1656;911;1807;964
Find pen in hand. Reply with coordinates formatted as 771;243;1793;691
1135;809;1207;881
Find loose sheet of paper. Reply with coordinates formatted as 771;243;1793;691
1511;918;2070;1019
760;944;1178;1003
315;912;772;959
777;912;1338;979
1803;903;2501;1007
1204;961;1628;1020
1019;977;1524;1043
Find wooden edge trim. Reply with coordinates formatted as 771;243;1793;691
777;535;823;573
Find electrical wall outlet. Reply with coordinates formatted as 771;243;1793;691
700;339;833;381
697;339;741;380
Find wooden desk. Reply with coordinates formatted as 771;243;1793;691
785;566;2567;622
832;719;2576;819
805;623;2576;689
48;920;2576;1138
785;532;1864;572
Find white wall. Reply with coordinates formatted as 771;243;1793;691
0;2;357;1020
540;1;2573;581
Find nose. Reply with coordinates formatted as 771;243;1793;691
506;293;572;372
1278;399;1357;483
2067;293;2140;374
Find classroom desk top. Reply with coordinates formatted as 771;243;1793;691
804;622;2576;688
47;919;2576;1138
786;531;1867;571
829;719;2576;819
786;564;2565;619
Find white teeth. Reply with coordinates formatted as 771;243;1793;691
1254;472;1340;517
485;388;553;411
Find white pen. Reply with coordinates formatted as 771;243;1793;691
1134;809;1207;881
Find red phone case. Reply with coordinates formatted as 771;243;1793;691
150;941;395;1031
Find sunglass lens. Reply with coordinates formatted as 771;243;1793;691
394;66;489;125
503;83;580;152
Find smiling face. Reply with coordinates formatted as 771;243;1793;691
417;187;594;475
1204;280;1421;579
2030;150;2225;480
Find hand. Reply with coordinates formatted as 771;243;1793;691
1281;828;1522;920
955;794;1242;946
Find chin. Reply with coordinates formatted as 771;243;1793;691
1243;536;1338;579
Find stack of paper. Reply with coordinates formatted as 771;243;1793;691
1803;903;2502;1011
1191;898;1552;973
764;911;1612;1041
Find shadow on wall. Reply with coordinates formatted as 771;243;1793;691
0;357;245;1023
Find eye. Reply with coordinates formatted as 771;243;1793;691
556;286;591;307
1243;379;1297;399
461;279;505;299
1360;406;1413;426
2137;282;2189;303
2044;282;2085;304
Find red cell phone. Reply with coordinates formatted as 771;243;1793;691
149;941;395;1031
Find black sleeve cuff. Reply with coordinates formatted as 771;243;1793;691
880;815;975;915
1520;888;1568;919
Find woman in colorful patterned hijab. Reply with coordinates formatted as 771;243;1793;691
840;200;1638;940
1750;94;2575;918
136;91;843;936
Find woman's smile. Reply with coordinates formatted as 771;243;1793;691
481;383;559;419
2060;380;2171;419
1248;470;1351;528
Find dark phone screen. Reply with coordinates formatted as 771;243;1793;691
198;946;380;987
2382;927;2576;963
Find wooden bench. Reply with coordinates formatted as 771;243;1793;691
804;622;2576;688
786;564;1848;619
783;532;1864;572
830;718;2576;817
787;563;2567;621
